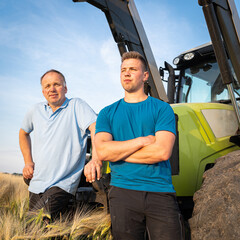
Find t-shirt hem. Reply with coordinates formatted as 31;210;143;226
95;129;112;135
155;129;176;136
110;184;176;193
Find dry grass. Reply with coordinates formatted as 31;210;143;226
0;173;112;240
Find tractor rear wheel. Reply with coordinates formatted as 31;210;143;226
189;150;240;240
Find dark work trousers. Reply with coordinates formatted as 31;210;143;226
29;186;73;220
108;186;184;240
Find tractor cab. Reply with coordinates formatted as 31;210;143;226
162;42;240;104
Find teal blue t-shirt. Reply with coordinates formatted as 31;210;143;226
96;96;176;192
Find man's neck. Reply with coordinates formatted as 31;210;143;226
49;105;60;112
124;92;148;103
48;98;66;112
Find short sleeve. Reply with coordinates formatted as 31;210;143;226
21;107;34;134
155;102;176;135
75;99;97;133
95;107;112;135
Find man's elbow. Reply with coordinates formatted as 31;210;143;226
161;153;171;162
164;149;174;161
154;149;172;163
96;149;119;162
97;153;117;162
96;152;106;162
95;148;103;161
95;147;109;162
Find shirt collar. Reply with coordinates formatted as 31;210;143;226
44;97;69;109
44;98;70;116
58;97;70;109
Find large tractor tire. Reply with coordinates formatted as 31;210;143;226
189;150;240;240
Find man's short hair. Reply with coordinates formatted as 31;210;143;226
121;51;148;71
40;69;66;86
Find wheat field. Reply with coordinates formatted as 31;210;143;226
0;173;112;240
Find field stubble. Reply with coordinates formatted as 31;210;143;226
0;173;112;240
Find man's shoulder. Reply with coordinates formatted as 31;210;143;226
100;99;122;113
27;102;46;112
67;98;96;119
67;97;90;108
149;96;166;105
107;98;122;108
149;96;172;108
68;97;84;104
21;102;46;130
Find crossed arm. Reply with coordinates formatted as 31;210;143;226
95;131;175;164
125;131;175;164
85;130;175;182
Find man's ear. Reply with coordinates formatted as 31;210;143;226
143;71;149;82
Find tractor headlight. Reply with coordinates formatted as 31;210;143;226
173;57;180;65
183;52;195;60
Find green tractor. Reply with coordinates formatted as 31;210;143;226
74;0;240;239
165;40;240;213
164;41;240;238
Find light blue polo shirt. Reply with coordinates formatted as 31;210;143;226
21;97;97;195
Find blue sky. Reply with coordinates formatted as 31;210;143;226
0;0;239;174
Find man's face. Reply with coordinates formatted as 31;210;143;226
120;58;148;93
41;72;67;108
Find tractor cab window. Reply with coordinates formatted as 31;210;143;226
178;59;240;103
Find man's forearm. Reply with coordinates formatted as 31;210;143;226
124;143;169;164
96;139;143;162
125;131;175;164
87;122;103;182
19;128;34;179
89;122;98;161
95;134;155;162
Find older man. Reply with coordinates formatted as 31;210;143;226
19;69;101;219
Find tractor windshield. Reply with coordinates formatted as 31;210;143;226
178;59;240;103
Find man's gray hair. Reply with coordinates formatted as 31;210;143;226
40;69;66;86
